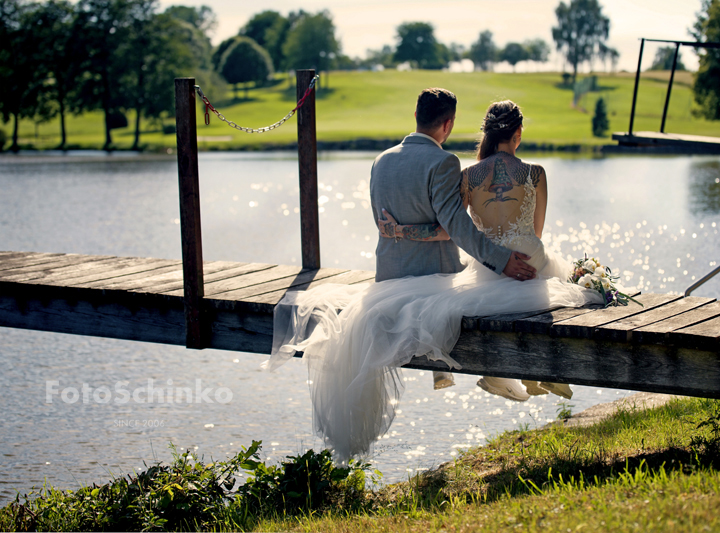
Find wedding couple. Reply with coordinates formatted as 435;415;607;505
267;88;602;463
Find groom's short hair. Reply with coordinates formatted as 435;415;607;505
416;88;457;130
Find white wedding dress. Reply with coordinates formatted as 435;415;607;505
266;176;602;463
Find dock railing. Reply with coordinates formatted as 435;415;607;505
173;71;321;349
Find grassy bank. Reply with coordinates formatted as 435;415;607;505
2;396;719;532
5;70;720;152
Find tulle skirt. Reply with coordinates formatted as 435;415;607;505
266;235;602;463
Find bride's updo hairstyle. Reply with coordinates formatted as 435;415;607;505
477;100;523;160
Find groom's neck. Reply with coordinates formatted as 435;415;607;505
415;127;445;145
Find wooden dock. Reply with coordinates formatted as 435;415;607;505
611;131;720;154
1;251;719;399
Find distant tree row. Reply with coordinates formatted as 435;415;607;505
0;0;224;151
467;32;551;72
215;10;341;97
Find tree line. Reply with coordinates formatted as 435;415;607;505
2;0;718;152
0;0;227;151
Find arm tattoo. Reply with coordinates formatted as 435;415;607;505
401;223;443;241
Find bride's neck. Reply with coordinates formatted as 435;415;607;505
495;145;516;158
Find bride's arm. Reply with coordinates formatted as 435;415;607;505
533;165;548;238
378;209;451;241
461;169;470;209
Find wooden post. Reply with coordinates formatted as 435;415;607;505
628;38;644;136
174;77;205;349
660;42;681;134
296;69;321;271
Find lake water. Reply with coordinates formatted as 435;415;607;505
1;151;719;503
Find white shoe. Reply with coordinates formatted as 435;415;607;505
433;371;455;390
539;382;573;400
477;376;530;402
522;380;549;396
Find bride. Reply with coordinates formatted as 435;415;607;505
266;100;602;463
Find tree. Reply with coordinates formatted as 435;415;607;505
393;21;446;69
0;0;50;151
598;42;619;72
163;4;215;35
500;42;529;71
220;36;273;99
592;96;609;136
692;0;720;121
524;38;550;70
70;0;135;150
241;10;282;49
282;10;340;74
124;4;200;149
468;30;497;71
28;0;79;149
363;45;396;68
649;46;687;71
552;0;610;84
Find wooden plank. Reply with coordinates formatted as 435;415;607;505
514;306;602;335
78;262;183;289
80;260;234;292
165;264;302;297
63;259;183;287
0;252;67;271
0;281;274;355
0;255;118;282
596;296;716;343
145;262;275;294
671;315;720;352
634;301;720;345
0;253;106;276
550;293;681;339
404;329;720;399
244;269;376;310
2;257;167;286
213;268;349;305
475;308;565;333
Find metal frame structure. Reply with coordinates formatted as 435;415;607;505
628;38;720;136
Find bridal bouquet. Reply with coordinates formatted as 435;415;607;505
569;255;641;308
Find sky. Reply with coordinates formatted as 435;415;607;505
158;0;705;72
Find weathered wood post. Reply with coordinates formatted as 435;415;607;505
296;69;321;271
174;77;205;349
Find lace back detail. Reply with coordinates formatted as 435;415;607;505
468;179;536;246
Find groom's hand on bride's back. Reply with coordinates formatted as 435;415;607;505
503;252;536;281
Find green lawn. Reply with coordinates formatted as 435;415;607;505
5;70;720;151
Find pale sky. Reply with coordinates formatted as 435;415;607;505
159;0;704;71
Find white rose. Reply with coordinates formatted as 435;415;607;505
578;274;594;289
582;259;597;273
594;266;608;278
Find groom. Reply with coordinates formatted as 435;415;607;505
369;88;535;388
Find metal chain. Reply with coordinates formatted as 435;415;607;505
194;75;319;134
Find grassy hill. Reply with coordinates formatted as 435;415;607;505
5;70;720;151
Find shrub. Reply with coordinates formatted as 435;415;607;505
592;97;609;137
0;441;370;531
0;128;6;151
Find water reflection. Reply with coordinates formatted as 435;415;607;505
689;160;720;215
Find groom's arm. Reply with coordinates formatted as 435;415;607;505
429;154;512;274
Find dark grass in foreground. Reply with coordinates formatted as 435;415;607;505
2;398;720;532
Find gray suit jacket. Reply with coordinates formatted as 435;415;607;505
370;134;512;282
